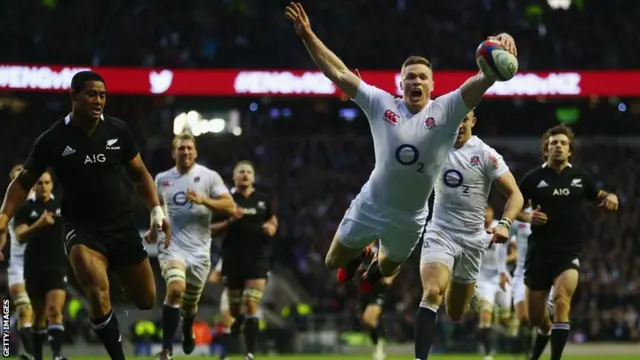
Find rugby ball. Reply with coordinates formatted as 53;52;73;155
475;40;518;82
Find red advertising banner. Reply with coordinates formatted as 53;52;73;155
0;64;638;98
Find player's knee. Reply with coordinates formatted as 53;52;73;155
45;305;63;324
181;286;204;317
222;311;234;328
14;295;33;322
134;291;155;310
243;287;263;315
421;285;443;305
552;294;571;315
361;310;378;328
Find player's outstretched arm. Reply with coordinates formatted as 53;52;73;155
495;171;524;224
460;33;517;108
0;169;39;224
285;2;361;99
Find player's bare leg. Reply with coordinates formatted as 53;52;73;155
10;284;35;359
548;269;578;360
219;307;234;360
155;259;187;359
113;258;156;310
240;278;266;360
526;287;552;360
445;281;476;321
180;280;207;355
31;298;47;360
45;289;67;359
477;299;496;360
69;245;125;360
415;262;451;360
326;233;370;283
361;273;393;360
359;247;402;292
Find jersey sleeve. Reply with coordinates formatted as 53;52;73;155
154;173;165;204
483;145;509;180
434;88;472;131
208;170;230;198
582;172;600;201
353;81;388;123
13;203;31;227
23;134;52;176
120;123;140;163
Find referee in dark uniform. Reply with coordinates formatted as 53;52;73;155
0;71;171;360
518;125;618;360
211;160;277;360
13;171;67;360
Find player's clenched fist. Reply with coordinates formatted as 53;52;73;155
285;2;312;37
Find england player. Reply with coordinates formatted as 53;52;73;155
475;206;511;360
518;125;618;360
154;133;236;360
14;171;67;360
4;165;36;360
416;111;524;360
285;2;518;291
0;71;171;360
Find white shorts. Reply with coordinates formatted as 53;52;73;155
158;242;211;289
7;257;25;287
477;274;512;309
513;272;527;305
420;222;486;283
337;197;426;263
220;288;229;312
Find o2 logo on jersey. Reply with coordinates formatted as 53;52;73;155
395;144;424;173
442;169;470;195
173;191;194;208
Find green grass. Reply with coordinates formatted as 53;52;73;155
22;356;637;360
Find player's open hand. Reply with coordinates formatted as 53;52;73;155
499;272;511;291
186;189;204;205
530;205;548;226
285;2;312;37
487;224;509;247
599;193;619;211
488;33;517;56
159;218;171;248
262;222;277;237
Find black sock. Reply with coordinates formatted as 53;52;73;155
550;322;570;360
244;316;260;355
32;328;46;360
369;324;380;345
414;302;438;360
231;314;245;337
530;329;550;360
478;327;493;355
519;326;533;355
90;309;125;360
162;305;180;351
18;326;35;356
182;312;196;338
47;324;64;356
219;331;232;357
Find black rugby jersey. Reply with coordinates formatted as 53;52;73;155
13;196;66;270
23;115;140;230
519;163;599;258
220;190;274;258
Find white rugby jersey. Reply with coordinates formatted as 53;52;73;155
353;82;470;217
510;207;532;275
155;164;229;254
480;220;508;277
432;136;509;232
9;191;37;259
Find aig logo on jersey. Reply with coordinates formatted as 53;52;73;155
85;154;106;164
553;188;570;196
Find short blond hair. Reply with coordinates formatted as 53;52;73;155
172;132;196;149
401;56;432;72
234;160;255;172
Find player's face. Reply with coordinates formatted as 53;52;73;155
456;113;477;142
233;164;255;187
35;172;53;198
172;139;197;168
547;134;572;162
400;64;433;111
73;80;107;121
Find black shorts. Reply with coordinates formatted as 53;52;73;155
524;254;580;291
222;255;269;289
359;291;386;310
26;268;67;300
64;225;148;267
